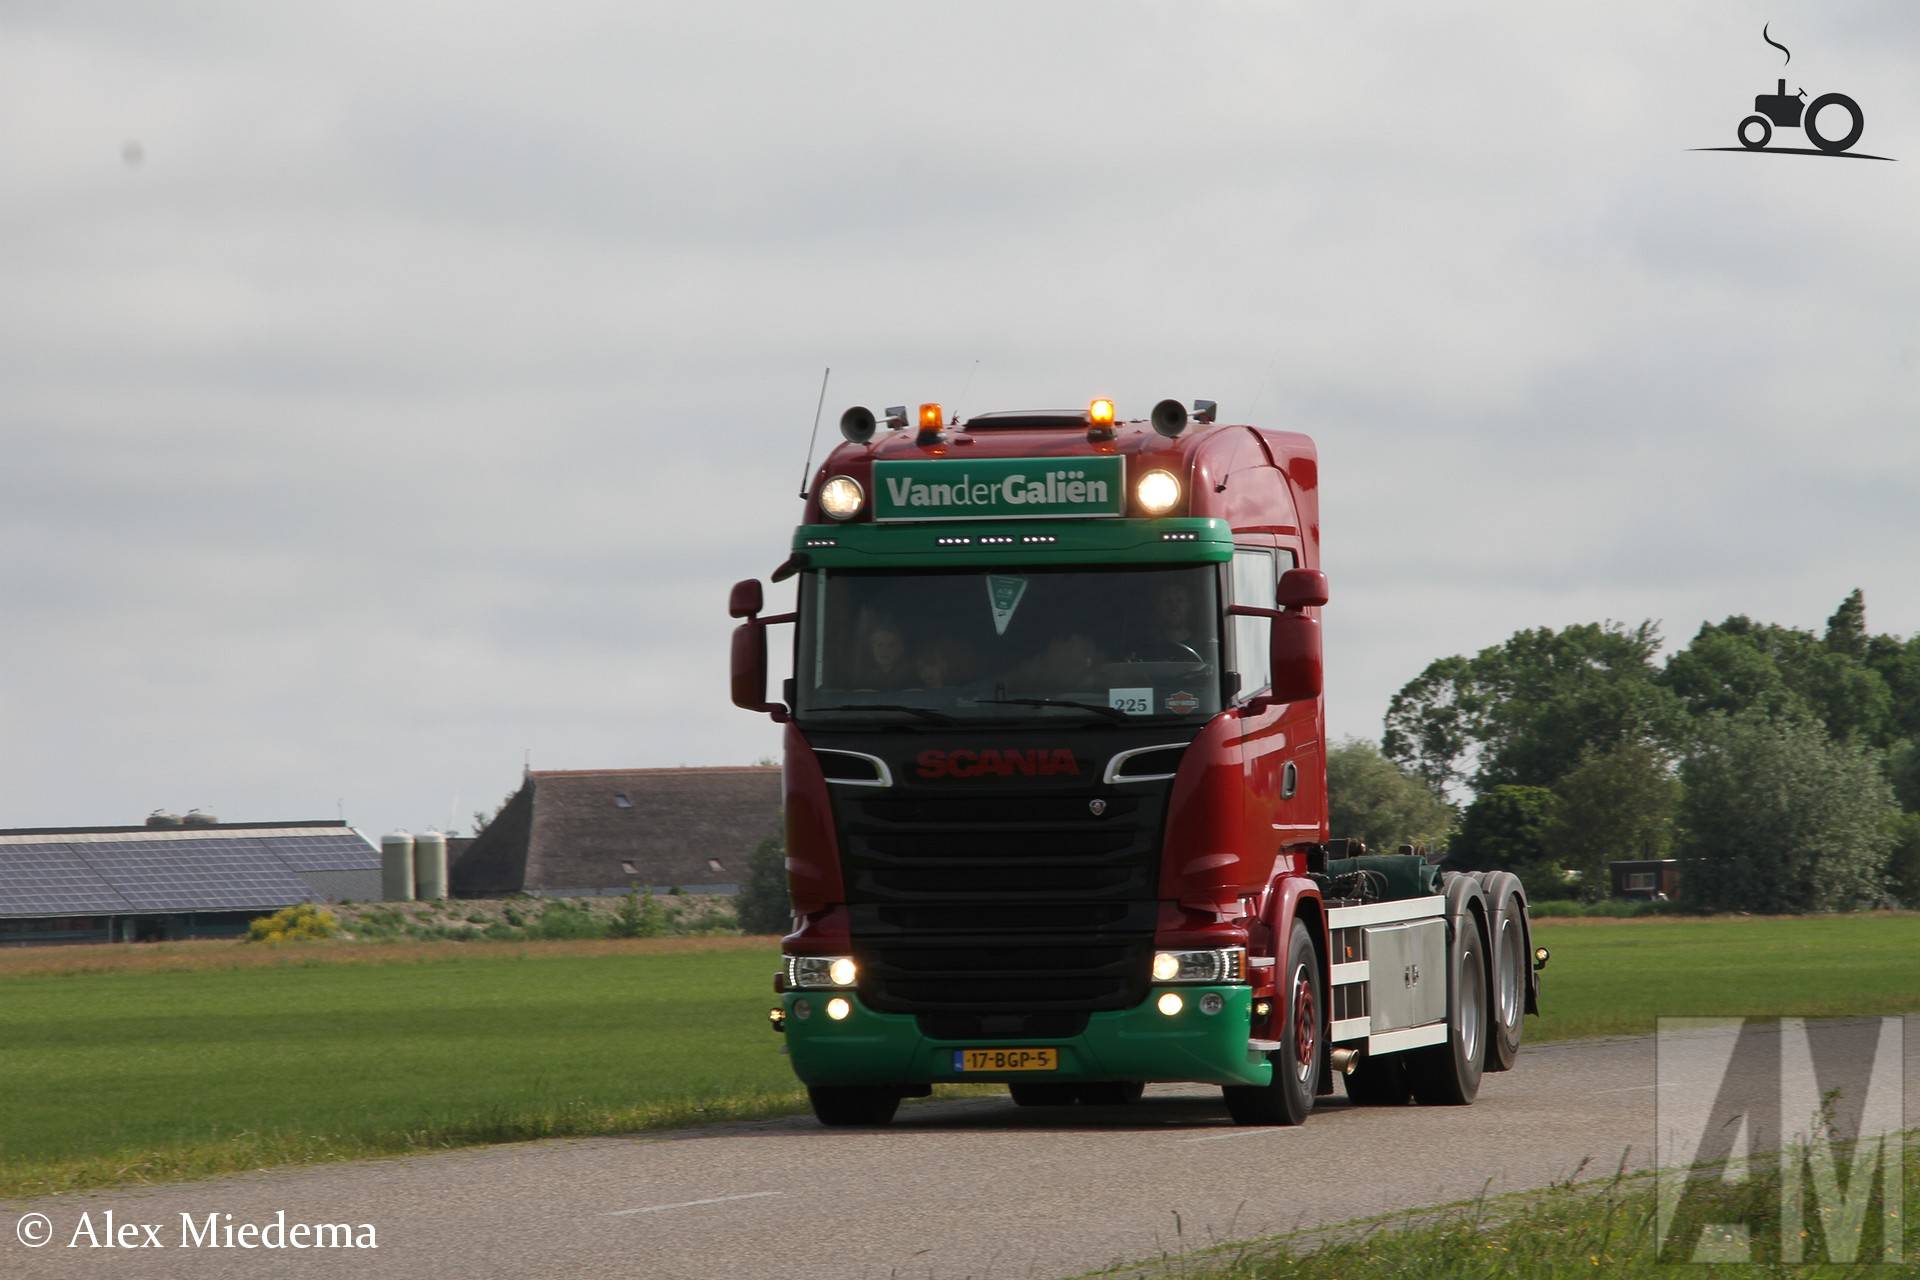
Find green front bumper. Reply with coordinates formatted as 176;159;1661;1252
780;987;1272;1088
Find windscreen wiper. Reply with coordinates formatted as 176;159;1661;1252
807;703;957;725
971;697;1131;723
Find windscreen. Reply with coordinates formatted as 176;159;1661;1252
795;565;1223;725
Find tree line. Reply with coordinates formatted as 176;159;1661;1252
1331;590;1920;912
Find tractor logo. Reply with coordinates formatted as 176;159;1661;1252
1695;25;1892;162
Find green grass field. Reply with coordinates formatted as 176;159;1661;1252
1;915;1916;1199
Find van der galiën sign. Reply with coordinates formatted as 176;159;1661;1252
872;457;1126;522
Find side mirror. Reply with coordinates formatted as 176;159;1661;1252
729;578;764;619
1277;568;1329;609
1268;610;1323;704
731;621;787;721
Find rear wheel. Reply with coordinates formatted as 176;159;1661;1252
1805;92;1864;153
1223;919;1321;1126
1483;875;1529;1072
1342;1051;1412;1106
808;1085;900;1126
1077;1081;1146;1106
1008;1082;1079;1107
1407;913;1488;1106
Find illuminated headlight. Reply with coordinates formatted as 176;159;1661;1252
818;475;865;520
826;997;852;1021
1149;947;1247;984
1135;469;1181;516
786;955;858;989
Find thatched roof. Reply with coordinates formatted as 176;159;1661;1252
451;767;781;896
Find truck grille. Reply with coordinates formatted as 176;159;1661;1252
831;783;1172;1029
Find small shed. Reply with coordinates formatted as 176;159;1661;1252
1610;858;1680;900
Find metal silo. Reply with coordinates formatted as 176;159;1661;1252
381;831;416;901
413;830;449;901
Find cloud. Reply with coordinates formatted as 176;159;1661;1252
2;2;1918;833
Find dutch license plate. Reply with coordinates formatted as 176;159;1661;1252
953;1047;1057;1072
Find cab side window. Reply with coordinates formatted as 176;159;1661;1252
1230;549;1275;701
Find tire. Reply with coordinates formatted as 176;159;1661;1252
1342;1051;1412;1106
1805;93;1864;154
808;1085;900;1126
1223;919;1322;1126
1407;910;1488;1106
1738;114;1772;150
1077;1081;1146;1106
1008;1082;1079;1107
1483;874;1529;1073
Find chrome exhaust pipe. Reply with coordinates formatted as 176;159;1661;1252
1329;1047;1360;1075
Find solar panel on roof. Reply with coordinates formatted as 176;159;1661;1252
77;838;313;912
260;833;382;873
0;843;133;917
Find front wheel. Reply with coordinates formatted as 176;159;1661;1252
1805;93;1864;153
1223;919;1321;1126
1738;114;1772;149
808;1085;900;1127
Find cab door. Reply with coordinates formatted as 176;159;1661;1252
1229;544;1322;876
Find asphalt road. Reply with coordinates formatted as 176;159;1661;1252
5;1018;1913;1279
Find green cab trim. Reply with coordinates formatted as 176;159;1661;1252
779;986;1271;1088
789;518;1233;569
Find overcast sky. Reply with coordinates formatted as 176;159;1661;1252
4;2;1917;838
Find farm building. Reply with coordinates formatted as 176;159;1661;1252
0;819;382;945
1610;858;1681;900
451;767;782;897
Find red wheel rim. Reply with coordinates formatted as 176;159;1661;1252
1292;965;1316;1082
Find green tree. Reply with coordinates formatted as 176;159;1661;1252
1384;622;1681;792
1885;812;1920;909
1677;712;1897;913
1325;738;1454;851
734;835;792;935
1448;785;1564;894
1661;609;1894;749
1546;741;1680;901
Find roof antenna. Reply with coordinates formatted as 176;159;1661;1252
797;365;832;499
955;358;980;422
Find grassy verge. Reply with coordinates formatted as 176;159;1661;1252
1110;1133;1918;1278
2;916;1917;1199
1527;914;1920;1042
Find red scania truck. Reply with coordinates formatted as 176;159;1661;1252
729;397;1544;1126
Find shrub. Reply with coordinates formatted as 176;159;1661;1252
607;886;667;939
734;836;792;935
527;900;605;941
246;903;340;944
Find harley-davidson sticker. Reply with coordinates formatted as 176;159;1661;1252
1165;691;1200;715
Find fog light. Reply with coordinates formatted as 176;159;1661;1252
828;957;857;987
794;999;812;1020
1156;992;1184;1017
1198;993;1224;1015
1253;1000;1272;1018
826;997;852;1021
1534;946;1551;970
